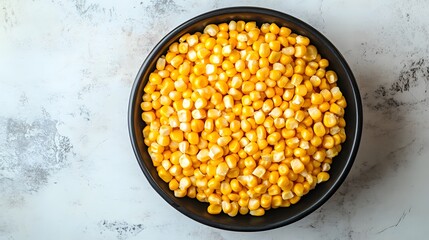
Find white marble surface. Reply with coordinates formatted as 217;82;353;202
1;0;429;239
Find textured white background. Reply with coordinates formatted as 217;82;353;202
1;0;429;239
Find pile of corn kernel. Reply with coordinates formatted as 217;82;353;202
141;20;347;217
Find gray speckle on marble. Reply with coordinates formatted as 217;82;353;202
143;0;184;18
366;57;429;113
0;112;73;196
74;0;99;17
98;220;144;240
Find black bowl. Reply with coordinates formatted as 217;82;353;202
128;7;362;231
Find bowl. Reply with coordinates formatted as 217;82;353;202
128;7;362;231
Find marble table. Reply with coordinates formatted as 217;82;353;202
1;0;428;239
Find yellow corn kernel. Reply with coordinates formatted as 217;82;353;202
207;204;222;215
290;159;305;174
208;144;224;160
259;43;270;58
158;168;173;182
156;57;166;70
207;109;221;119
268;39;281;51
330;103;344;116
228;138;240;152
264;169;279;184
322;135;335;149
294;64;305;75
242;157;256;170
249;90;262;101
281;191;294;201
268;51;281;64
292;183;304;197
170;55;184;68
320;89;332;102
277;175;290;190
291;95;304;109
203;24;219;37
241;81;255;94
295;84;308;96
323;112;338;128
293;148;306;158
140;102;153;112
307;107;321;121
289;195;300;204
303;45;318;61
270;195;282;208
204;119;214;133
276;26;290;36
255;67;269;81
222;155;237;169
217;136;232;147
326;70;338;83
337;96;347;108
157;134;170;147
250;165;266;179
267;185;280;197
196;149;210;162
141;111;156;123
268;107;282;118
317;172;330;183
272;118;285;129
237;206;248;215
261;100;273;114
319;58;329;68
295;35;310;46
331;86;343;100
227;179;241;193
241;95;251;106
259;194;271;209
254;125;266;139
294;45;307;58
174;188;187;198
291;73;303;86
177;109;191;123
168;178;179;190
313;150;326;162
179;176;192;190
249;207;265;216
240;106;253;117
310;92;324;105
313;122;326;137
248;198;260;211
254;184;268;194
225;202;238;217
187;186;196;198
285;118;299;130
186;132;199;145
267;132;281;145
207;132;220;143
179;153;192;168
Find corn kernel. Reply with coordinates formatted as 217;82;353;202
290;159;305;174
317;172;330;183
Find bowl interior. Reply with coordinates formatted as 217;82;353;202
129;7;362;231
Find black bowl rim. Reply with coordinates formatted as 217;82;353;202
128;6;363;231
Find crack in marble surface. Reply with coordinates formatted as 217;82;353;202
377;208;411;234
